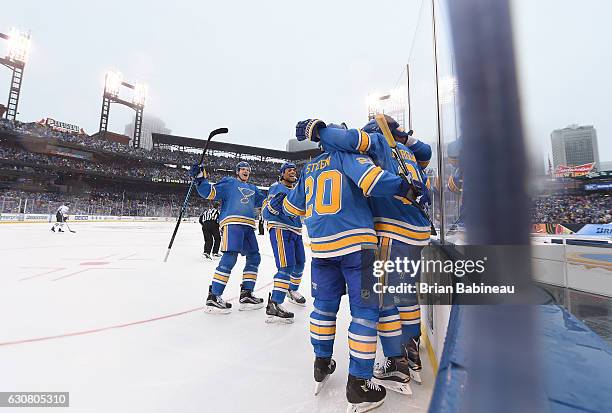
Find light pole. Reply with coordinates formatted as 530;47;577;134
98;70;147;148
0;28;31;120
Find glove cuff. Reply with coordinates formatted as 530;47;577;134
306;119;326;142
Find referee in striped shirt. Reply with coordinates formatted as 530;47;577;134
199;204;221;260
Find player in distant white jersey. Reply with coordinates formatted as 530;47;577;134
51;203;70;233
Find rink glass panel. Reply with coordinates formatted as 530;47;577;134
406;0;461;242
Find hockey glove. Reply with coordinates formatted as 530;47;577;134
412;180;431;209
189;164;208;182
296;119;326;142
397;176;431;209
268;192;287;216
397;173;417;203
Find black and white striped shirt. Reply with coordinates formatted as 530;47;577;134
200;208;219;224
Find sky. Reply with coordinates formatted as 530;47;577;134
0;0;610;162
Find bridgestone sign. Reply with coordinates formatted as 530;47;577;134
45;118;81;134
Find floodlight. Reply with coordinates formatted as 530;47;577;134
105;70;123;97
133;83;147;107
7;28;31;63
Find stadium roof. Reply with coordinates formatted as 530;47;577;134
152;133;320;161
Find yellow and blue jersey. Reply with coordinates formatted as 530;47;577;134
318;126;432;172
263;181;302;234
317;128;432;246
196;177;266;229
283;151;404;258
369;142;431;246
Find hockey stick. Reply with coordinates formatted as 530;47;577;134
374;114;437;236
163;127;229;262
64;220;76;233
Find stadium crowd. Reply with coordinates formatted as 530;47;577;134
0;188;212;218
3;118;610;224
0;143;278;186
532;194;611;224
0;145;189;183
0;119;283;180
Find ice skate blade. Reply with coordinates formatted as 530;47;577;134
287;299;306;307
204;306;231;315
409;369;422;384
345;400;384;413
314;375;331;395
239;302;265;311
265;315;294;324
371;378;412;396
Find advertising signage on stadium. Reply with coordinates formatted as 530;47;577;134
554;162;595;178
39;118;83;134
585;181;612;191
584;170;612;179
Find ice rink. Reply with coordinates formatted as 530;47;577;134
0;221;433;412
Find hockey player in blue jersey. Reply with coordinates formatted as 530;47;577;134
300;115;432;394
190;161;267;313
269;121;420;413
261;162;307;324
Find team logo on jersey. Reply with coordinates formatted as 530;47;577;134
238;187;255;204
356;157;373;165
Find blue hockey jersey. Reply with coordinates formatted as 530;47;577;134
263;181;302;234
196;177;266;228
282;151;404;258
317;127;432;246
370;142;431;246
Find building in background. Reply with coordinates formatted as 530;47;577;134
551;124;600;170
125;115;171;150
286;138;318;152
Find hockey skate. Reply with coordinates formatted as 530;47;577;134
265;294;294;324
404;337;423;384
372;356;412;395
212;253;222;259
346;374;386;413
58;228;64;232
238;285;265;311
204;286;232;314
50;226;55;232
202;252;213;261
286;290;306;307
313;357;336;395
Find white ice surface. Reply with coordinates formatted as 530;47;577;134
0;222;433;413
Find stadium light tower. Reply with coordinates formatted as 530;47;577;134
0;28;31;120
98;70;147;148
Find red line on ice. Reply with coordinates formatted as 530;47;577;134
0;281;273;347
